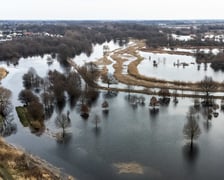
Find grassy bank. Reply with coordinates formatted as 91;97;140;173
0;138;74;180
16;106;44;133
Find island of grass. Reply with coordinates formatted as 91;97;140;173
16;106;45;134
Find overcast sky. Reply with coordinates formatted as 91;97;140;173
0;0;223;20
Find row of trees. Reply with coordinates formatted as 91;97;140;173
17;61;101;135
1;22;224;65
0;23;172;63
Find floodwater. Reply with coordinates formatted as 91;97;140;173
138;51;224;82
1;41;224;180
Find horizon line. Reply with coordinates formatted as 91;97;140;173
0;19;224;22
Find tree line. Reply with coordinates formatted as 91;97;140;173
1;22;224;64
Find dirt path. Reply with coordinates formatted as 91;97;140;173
109;41;196;91
69;40;224;98
107;40;224;93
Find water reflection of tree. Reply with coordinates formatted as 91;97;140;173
182;143;200;165
92;114;101;129
183;107;201;149
201;106;213;131
103;90;118;99
200;102;218;132
56;132;72;144
41;91;54;119
192;98;219;132
92;127;102;137
92;114;102;137
149;108;159;120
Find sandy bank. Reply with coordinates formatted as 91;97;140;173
0;67;8;80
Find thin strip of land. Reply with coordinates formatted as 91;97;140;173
69;40;224;98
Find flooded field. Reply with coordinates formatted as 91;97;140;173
1;40;224;180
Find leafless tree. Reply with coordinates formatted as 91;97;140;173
78;63;99;88
18;89;39;106
66;71;81;99
80;104;89;119
158;88;170;99
138;95;145;105
0;86;16;137
101;72;114;88
149;96;159;110
55;113;71;138
0;86;11;115
158;88;171;105
27;101;44;121
22;67;43;90
127;84;134;98
183;111;201;149
198;76;218;106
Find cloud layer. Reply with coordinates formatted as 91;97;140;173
0;0;223;20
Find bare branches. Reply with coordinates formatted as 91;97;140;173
183;110;201;148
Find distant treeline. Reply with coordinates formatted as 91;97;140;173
1;22;224;63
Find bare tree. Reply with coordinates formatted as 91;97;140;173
0;87;16;137
127;84;134;98
139;95;145;105
101;72;115;88
55;113;71;138
149;96;159;110
0;86;12;116
78;63;99;88
66;71;81;99
27;101;44;121
183;111;201;149
22;67;43;90
199;76;218;106
158;88;170;105
18;89;39;106
80;104;89;119
172;90;178;104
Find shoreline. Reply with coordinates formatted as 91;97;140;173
0;137;74;180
